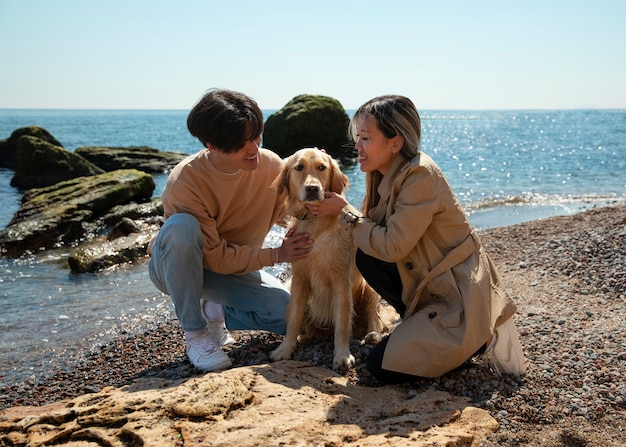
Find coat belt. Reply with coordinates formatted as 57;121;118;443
404;231;480;317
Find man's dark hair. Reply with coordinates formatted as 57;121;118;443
187;89;264;153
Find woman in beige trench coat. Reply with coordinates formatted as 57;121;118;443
311;95;526;383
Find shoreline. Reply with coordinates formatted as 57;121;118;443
1;204;625;445
0;196;620;387
466;197;625;229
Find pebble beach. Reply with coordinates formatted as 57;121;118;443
1;203;625;446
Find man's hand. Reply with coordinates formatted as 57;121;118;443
277;227;313;262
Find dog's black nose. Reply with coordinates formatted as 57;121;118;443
305;185;320;193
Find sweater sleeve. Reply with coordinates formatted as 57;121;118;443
161;150;283;274
196;207;275;274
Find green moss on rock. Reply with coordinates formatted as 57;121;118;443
11;135;104;189
75;146;186;173
0;126;63;169
1;169;155;257
263;94;354;162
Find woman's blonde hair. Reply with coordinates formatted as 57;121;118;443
349;95;421;214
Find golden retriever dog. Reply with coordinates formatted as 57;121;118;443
270;147;385;369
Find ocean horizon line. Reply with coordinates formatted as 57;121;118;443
1;107;625;113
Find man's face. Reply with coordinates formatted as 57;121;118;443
210;135;261;173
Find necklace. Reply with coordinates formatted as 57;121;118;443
218;168;241;175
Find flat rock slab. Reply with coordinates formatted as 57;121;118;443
0;169;154;257
0;361;497;446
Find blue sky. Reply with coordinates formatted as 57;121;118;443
0;0;624;110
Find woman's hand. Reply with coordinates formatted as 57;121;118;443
307;191;349;216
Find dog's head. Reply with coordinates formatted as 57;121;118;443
273;147;349;209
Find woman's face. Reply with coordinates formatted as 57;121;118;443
354;115;401;175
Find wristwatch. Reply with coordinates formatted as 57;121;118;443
342;210;361;225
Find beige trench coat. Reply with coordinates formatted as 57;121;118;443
339;153;518;377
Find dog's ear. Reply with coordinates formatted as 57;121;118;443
272;159;291;195
328;157;349;194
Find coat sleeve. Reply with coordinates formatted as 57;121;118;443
347;166;440;263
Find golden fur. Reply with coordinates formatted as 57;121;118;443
270;148;385;369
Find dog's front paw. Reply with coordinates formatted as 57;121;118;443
270;342;294;362
333;352;355;370
362;331;383;346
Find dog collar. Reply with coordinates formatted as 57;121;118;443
295;213;315;221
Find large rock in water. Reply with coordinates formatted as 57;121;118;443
75;145;187;173
10;135;104;189
0;362;498;446
263;94;353;162
0;169;155;257
0;126;63;169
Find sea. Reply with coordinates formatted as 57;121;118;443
1;109;624;387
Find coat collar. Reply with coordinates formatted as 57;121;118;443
377;153;419;201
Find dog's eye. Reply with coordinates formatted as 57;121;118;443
318;165;327;171
295;164;304;171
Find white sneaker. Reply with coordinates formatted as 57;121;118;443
206;320;236;347
484;317;527;376
200;300;236;347
185;329;232;371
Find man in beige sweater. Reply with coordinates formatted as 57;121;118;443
149;89;313;371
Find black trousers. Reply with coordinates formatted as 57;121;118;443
356;248;405;316
356;249;418;384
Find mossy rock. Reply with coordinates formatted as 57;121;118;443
75;146;187;173
67;231;154;273
0;126;63;169
263;94;354;162
10;135;104;189
0;169;155;257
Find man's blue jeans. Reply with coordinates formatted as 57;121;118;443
149;213;290;334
